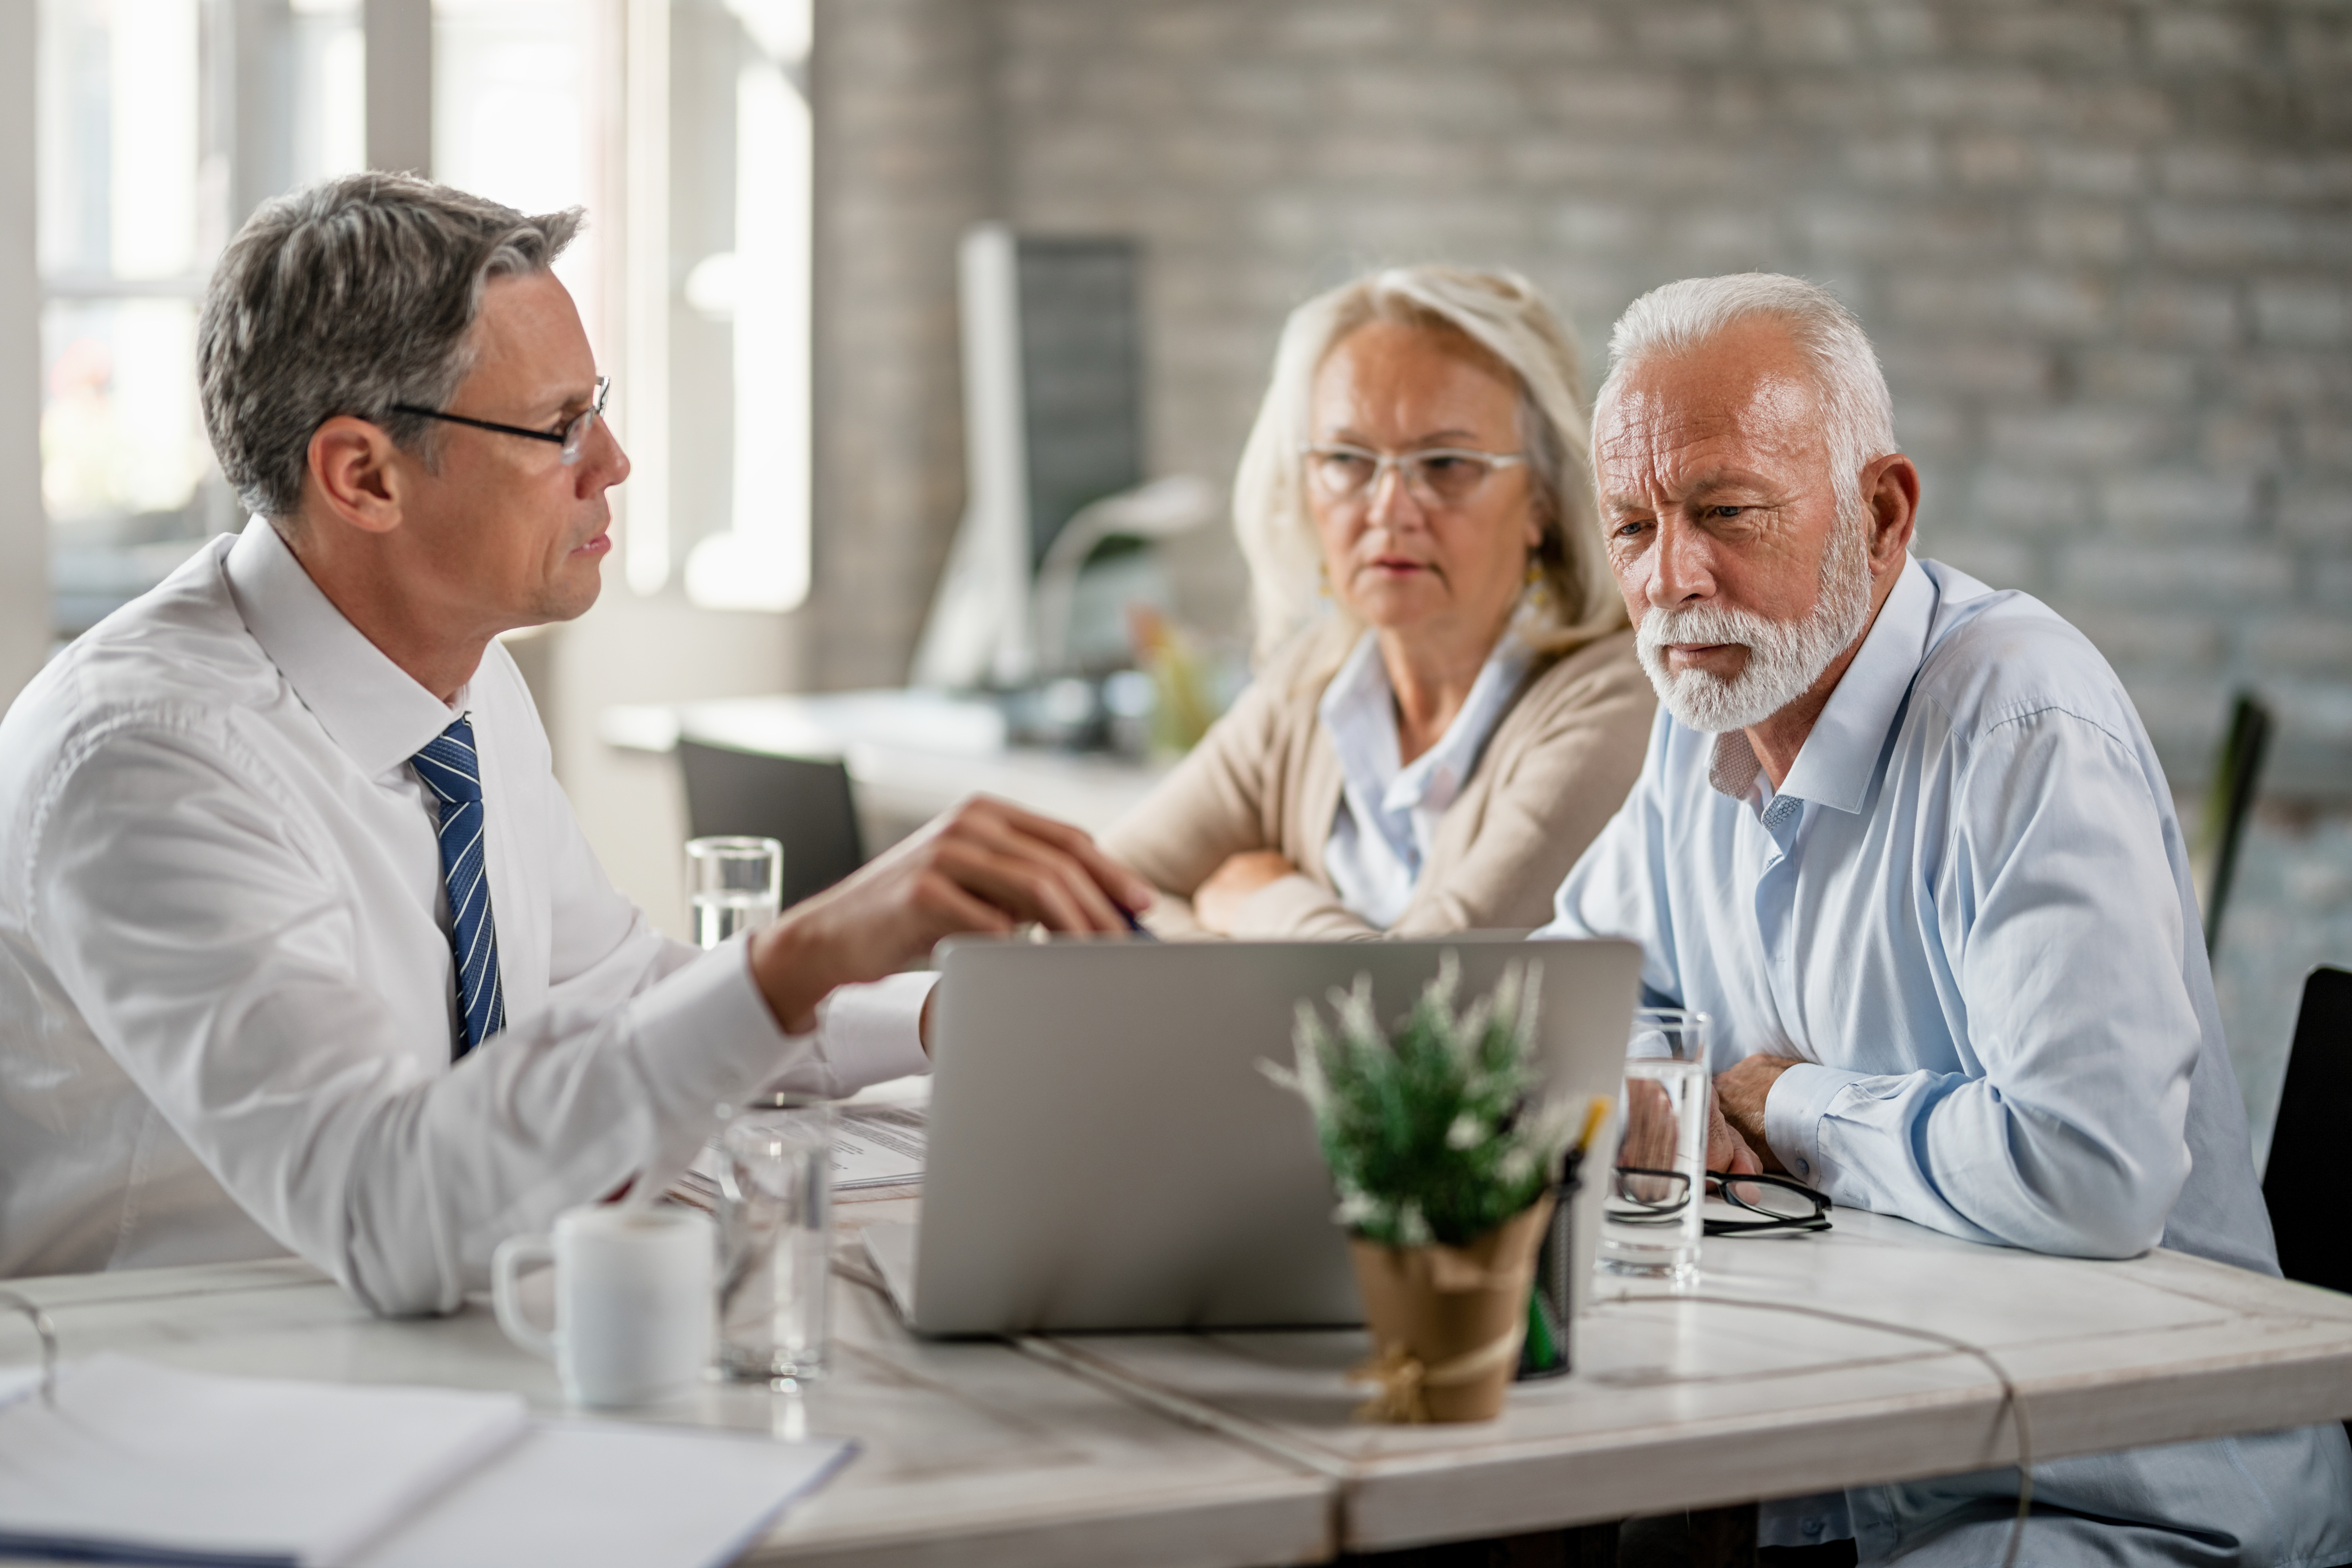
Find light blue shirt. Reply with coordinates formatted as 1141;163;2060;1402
1544;556;2352;1566
1320;628;1532;928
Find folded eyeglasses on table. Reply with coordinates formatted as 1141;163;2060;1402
1609;1169;1834;1236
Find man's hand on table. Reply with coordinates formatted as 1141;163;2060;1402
1713;1054;1805;1176
1193;849;1297;935
749;795;1154;1034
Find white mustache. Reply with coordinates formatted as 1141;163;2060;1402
1636;603;1783;655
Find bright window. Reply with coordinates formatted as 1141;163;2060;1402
639;0;811;612
35;0;365;636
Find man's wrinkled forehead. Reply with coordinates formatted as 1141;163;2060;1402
1593;328;1828;494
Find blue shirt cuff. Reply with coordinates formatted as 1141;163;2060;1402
1764;1062;1867;1186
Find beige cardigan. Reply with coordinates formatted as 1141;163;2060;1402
1104;628;1655;939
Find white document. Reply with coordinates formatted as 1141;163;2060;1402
0;1353;528;1566
682;1100;928;1204
831;1102;926;1189
358;1421;854;1568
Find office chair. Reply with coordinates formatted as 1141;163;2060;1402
2191;691;2273;953
2263;965;2352;1451
675;740;866;910
2266;966;2350;1295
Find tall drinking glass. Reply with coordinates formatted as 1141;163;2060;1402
1599;1008;1710;1287
686;836;783;948
716;1094;833;1383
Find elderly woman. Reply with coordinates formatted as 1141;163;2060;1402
1106;266;1653;938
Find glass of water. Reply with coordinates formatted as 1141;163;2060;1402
686;836;783;948
716;1094;833;1383
1599;1008;1711;1288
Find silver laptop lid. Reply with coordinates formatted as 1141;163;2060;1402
910;936;1641;1336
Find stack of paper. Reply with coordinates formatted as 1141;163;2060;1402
0;1353;527;1565
0;1355;854;1568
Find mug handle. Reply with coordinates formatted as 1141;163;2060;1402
491;1234;557;1361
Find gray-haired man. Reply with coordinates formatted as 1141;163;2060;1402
0;174;1150;1312
1544;274;2352;1565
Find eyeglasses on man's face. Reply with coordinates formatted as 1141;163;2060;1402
392;375;611;466
1299;442;1526;508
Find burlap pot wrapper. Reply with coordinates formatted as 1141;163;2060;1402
1345;1192;1555;1423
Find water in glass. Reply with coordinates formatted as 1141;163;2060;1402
1599;1009;1710;1287
693;890;775;948
716;1100;833;1382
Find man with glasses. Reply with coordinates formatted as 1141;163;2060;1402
1541;273;2352;1565
0;173;1151;1314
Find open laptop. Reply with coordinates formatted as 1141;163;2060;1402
862;935;1641;1337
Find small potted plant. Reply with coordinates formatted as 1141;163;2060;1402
1265;955;1595;1423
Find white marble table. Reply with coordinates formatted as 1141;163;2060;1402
1027;1205;2352;1555
7;1200;2349;1565
0;1200;1330;1568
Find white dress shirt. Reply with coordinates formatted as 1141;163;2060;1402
1544;556;2352;1564
1320;628;1533;928
0;520;927;1314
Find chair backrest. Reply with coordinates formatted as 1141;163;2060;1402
2264;966;2352;1296
675;741;866;910
2191;690;2273;953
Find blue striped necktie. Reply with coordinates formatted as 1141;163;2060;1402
412;715;505;1058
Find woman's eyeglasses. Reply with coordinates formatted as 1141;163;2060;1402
393;375;611;466
1299;443;1525;508
1610;1167;1834;1236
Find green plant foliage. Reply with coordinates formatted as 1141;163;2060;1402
1263;954;1583;1249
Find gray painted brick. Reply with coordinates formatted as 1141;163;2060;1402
1989;407;2176;466
2244;616;2352;675
2040;143;2144;198
1970;469;2094;533
2148;11;2257;68
2279;484;2352;547
2066;608;2226;671
2058;544;2295;606
808;0;2352;795
2099;471;2259;537
2077;348;2200;407
1922;532;2035;592
2253;282;2352;347
2149;203;2310;267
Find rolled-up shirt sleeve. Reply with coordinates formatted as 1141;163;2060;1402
1764;707;2201;1259
30;719;893;1315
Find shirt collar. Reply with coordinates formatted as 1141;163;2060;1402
1319;627;1534;817
1761;553;1935;815
223;517;466;778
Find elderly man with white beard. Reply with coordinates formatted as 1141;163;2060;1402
1542;274;2352;1568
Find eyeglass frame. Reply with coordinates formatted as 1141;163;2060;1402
391;375;611;466
1297;441;1527;507
1612;1166;1835;1236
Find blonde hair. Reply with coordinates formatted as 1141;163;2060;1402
1230;265;1624;673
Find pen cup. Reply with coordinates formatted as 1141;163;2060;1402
1517;1158;1583;1381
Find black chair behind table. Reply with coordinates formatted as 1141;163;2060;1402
2263;965;2352;1451
2192;690;2274;954
676;740;866;910
2267;966;2352;1295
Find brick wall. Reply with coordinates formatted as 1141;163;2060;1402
810;0;2352;792
809;0;997;691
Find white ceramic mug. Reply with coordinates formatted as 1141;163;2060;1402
492;1205;715;1407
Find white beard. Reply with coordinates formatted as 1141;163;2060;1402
1635;506;1875;734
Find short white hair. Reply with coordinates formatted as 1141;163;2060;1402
1231;265;1626;671
1594;273;1896;513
